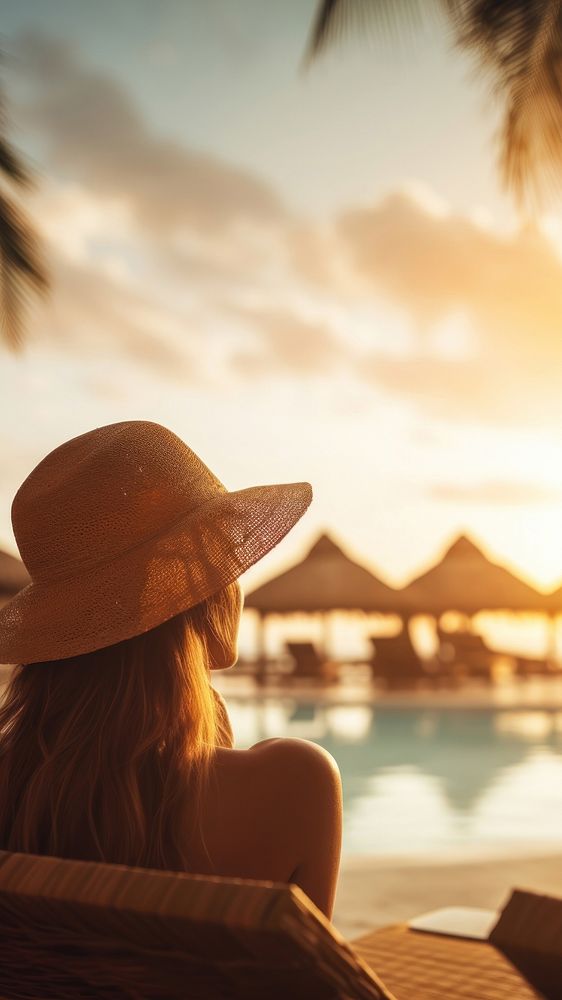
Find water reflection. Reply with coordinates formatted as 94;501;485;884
494;710;562;741
226;698;562;857
324;705;373;742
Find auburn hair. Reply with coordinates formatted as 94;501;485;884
0;581;241;871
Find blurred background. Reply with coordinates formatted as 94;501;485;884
1;0;562;933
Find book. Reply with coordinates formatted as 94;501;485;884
409;906;498;940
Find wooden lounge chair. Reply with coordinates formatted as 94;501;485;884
436;626;496;681
285;641;338;684
369;632;428;689
513;653;554;678
437;629;553;682
0;850;557;999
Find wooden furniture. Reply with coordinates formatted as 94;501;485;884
0;850;389;999
0;850;556;999
369;632;428;688
436;626;495;680
354;924;542;1000
436;627;553;681
285;641;337;683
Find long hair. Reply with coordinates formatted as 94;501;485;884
0;581;241;871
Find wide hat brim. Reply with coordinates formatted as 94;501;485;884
0;481;312;664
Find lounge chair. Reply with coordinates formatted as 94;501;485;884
369;632;429;689
513;653;554;678
437;629;553;682
436;627;496;682
285;641;338;684
0;850;556;999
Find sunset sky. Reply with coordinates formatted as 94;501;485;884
1;0;562;591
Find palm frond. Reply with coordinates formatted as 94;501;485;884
305;0;562;207
0;192;48;350
455;0;562;206
0;136;30;186
0;76;48;347
304;0;431;64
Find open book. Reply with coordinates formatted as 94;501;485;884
409;889;562;999
409;905;499;940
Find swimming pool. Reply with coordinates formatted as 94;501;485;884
222;693;562;859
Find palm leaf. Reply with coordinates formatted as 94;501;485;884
305;0;442;62
456;0;562;206
0;192;48;350
0;137;30;187
0;79;48;348
306;0;562;206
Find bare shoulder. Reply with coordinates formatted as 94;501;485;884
246;738;341;799
206;739;342;901
249;738;343;915
213;738;340;787
211;738;341;812
249;737;339;771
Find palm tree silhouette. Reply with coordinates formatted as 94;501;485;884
0;96;47;349
306;0;562;209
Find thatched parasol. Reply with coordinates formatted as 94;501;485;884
245;532;400;615
545;586;562;663
244;532;401;672
399;534;547;617
547;585;562;615
0;549;29;599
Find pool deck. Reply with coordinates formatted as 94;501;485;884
5;664;562;710
214;672;562;711
334;849;562;939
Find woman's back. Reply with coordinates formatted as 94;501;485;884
185;737;342;917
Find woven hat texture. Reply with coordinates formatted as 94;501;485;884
0;421;312;664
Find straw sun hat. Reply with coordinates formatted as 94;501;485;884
0;421;312;665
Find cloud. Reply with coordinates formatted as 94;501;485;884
14;30;285;239
228;305;349;377
337;193;562;426
338;192;562;362
429;480;562;506
11;32;349;388
8;33;301;383
31;248;198;382
355;354;562;427
11;34;353;388
10;31;562;431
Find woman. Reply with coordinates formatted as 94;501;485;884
0;421;342;918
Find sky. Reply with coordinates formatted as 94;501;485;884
1;0;562;592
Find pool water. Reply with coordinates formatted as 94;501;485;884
223;696;562;859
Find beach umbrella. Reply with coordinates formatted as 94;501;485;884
545;586;562;662
399;534;547;617
244;532;401;669
547;585;562;615
0;548;29;599
245;532;399;615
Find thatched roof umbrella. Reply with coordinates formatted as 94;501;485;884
547;585;562;615
399;534;546;617
246;532;399;614
244;532;400;672
545;586;562;662
0;548;29;599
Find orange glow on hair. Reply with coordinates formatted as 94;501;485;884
0;582;240;870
